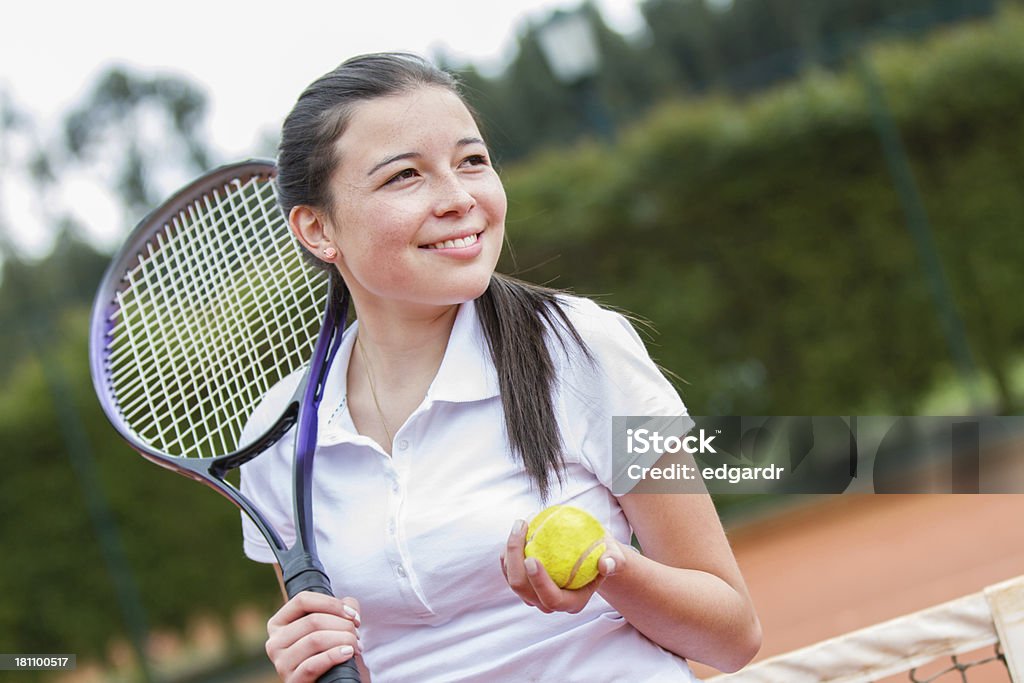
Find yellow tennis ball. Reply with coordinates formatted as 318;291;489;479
524;505;607;590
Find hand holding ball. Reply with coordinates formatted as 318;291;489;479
524;505;607;590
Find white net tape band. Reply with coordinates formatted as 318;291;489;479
710;575;1024;683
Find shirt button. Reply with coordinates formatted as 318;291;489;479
391;480;400;493
397;439;409;451
388;520;396;535
396;565;407;578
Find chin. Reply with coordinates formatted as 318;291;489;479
436;272;494;306
454;280;493;304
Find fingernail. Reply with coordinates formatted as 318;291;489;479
512;519;526;536
343;605;361;625
525;557;539;576
338;645;354;659
603;557;617;575
356;638;364;654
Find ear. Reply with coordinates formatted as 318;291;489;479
289;205;338;263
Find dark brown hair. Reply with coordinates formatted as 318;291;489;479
276;53;589;499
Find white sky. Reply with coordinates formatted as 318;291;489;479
0;0;646;257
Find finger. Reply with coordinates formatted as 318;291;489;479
527;555;609;614
506;520;551;610
572;537;627;598
285;638;359;683
503;519;531;591
275;624;360;682
598;536;629;579
268;591;352;631
524;557;565;611
339;596;362;628
267;610;360;655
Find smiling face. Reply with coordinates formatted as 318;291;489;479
317;86;506;317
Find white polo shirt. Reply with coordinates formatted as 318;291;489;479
240;295;698;682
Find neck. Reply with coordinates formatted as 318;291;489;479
344;301;460;453
351;302;459;393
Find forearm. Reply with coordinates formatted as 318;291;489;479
598;547;761;673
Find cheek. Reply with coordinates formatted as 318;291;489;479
479;178;508;230
494;193;508;226
341;203;415;250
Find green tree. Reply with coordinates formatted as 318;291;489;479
63;67;212;216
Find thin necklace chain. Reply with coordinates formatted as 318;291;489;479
356;335;393;450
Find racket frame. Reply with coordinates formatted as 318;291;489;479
88;158;347;592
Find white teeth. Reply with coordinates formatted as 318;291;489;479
427;233;479;250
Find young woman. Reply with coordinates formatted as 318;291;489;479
239;52;761;682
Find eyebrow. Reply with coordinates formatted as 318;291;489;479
366;137;486;177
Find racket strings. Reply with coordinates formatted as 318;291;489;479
104;174;329;458
112;185;254;454
118;181;321;455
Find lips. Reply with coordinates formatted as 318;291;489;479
421;231;481;250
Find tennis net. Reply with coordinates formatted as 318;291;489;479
709;575;1023;682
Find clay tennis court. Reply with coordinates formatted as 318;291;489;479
689;492;1024;680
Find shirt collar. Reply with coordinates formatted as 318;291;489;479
426;300;501;404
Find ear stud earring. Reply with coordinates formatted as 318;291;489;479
323;247;338;260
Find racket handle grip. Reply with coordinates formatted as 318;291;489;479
284;564;336;598
318;658;361;683
284;567;362;683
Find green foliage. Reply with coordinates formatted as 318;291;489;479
460;0;1000;160
500;7;1024;414
63;67;212;215
0;308;280;664
0;231;110;383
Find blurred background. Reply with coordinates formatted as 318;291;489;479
2;0;1023;681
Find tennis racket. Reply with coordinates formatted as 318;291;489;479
89;159;360;682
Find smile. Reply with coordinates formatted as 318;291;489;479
422;232;480;250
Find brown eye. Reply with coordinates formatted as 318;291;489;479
386;168;418;185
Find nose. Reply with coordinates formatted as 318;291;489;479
433;172;476;217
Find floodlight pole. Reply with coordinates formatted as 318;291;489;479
857;55;982;411
536;8;615;142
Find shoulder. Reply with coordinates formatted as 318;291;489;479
549;293;686;414
549;293;652;367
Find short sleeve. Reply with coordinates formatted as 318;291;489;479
556;297;693;492
237;371;304;564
